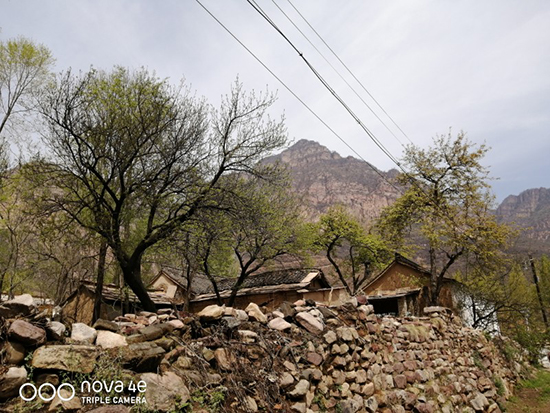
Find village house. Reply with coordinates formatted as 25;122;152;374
362;253;463;317
189;268;348;311
60;280;174;324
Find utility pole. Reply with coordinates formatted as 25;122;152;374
529;253;549;330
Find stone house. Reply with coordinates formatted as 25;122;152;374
363;254;462;317
60;281;174;325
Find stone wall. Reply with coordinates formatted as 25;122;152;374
0;294;531;412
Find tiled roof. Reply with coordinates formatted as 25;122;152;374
194;268;329;295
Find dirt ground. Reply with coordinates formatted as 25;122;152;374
506;371;550;413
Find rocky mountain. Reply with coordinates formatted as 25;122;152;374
264;139;401;224
266;139;550;255
496;187;550;254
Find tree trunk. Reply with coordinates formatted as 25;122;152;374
93;240;108;324
228;270;249;307
429;247;438;306
121;255;156;312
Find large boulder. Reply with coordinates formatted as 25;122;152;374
0;366;27;399
96;330;128;348
46;321;66;341
0;294;36;318
295;312;324;335
121;342;165;372
71;323;97;344
140;371;190;412
2;341;26;365
197;305;225;322
92;318;120;332
245;303;267;324
32;345;98;373
8;320;46;346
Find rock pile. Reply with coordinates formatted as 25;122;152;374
0;295;531;412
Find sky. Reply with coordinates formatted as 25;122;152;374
2;0;549;202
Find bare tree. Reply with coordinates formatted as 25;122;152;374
38;68;287;311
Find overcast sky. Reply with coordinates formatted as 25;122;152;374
2;0;549;202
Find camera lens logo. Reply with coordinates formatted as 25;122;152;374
19;383;75;402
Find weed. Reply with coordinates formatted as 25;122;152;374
494;376;505;396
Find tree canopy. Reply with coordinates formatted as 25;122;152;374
377;132;514;305
38;67;288;310
312;206;391;295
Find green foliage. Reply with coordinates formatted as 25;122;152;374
0;36;54;140
494;376;505;396
39;68;288;310
377;131;515;305
512;326;549;365
311;206;391;295
519;370;550;401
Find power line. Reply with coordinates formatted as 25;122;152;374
243;0;478;237
245;0;404;170
270;0;407;148
285;0;414;145
194;0;402;193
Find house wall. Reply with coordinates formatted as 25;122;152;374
61;288;123;325
364;263;457;313
150;273;185;303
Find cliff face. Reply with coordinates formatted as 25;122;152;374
496;187;550;253
264;139;401;224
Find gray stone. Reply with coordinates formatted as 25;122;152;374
238;330;258;343
0;294;36;318
291;402;306;413
337;327;358;341
48;388;82;412
245;396;258;412
92;318;120;332
46;321;66;341
2;341;26;365
168;319;185;329
235;309;249;321
121;342;165;372
245;302;267;323
295;312;324;335
138;324;166;341
214;348;235;371
280;372;295;388
71;323;97;344
32;345;98;373
222;316;242;329
0;366;27;398
423;306;448;315
364;396;378;413
470;392;489;411
96;330;128;348
324;330;337;344
268;317;292;331
288;379;310;398
198;305;224;322
141;371;190;412
8;320;46;346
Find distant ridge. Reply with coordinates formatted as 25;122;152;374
496;187;550;255
263;139;401;224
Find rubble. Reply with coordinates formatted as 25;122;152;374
0;293;533;412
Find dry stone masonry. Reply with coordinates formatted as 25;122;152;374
0;294;531;412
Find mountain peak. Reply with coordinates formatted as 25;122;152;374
275;139;342;165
